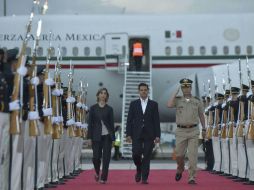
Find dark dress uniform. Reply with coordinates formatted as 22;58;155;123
228;87;240;177
204;103;215;171
0;69;11;190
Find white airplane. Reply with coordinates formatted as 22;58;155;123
0;13;254;122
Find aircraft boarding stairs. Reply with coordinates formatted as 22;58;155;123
121;68;152;158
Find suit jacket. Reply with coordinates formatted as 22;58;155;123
126;99;160;140
87;103;115;141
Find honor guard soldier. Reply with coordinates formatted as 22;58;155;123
245;80;254;185
211;93;224;174
0;48;11;190
235;84;249;182
228;87;240;179
204;96;215;171
167;78;206;184
220;89;231;176
35;65;47;190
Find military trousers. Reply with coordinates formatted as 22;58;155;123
23;120;36;190
36;121;48;189
10;121;25;190
175;127;199;181
212;136;222;172
0;112;10;190
246;139;254;181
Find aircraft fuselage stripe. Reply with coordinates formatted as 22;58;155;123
48;63;219;69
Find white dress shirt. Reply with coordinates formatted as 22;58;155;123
140;97;148;114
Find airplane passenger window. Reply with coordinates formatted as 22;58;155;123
188;46;194;56
200;46;206;56
235;46;241;55
247;45;252;55
165;46;171;56
223;46;229;55
84;47;90;56
26;47;31;56
50;47;55;56
176;46;182;56
72;47;79;56
96;47;102;56
211;46;217;55
61;47;67;56
37;47;43;56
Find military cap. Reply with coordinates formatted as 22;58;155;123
7;48;18;62
214;93;224;100
231;87;240;94
63;87;68;93
251;80;254;87
241;84;249;91
225;90;230;95
37;65;45;75
180;78;193;87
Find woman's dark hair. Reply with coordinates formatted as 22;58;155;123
96;87;109;102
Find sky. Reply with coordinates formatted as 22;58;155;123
0;0;253;16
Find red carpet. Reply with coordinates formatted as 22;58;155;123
55;170;253;190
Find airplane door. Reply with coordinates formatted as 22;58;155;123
104;33;129;71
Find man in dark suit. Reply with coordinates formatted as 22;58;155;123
126;83;161;184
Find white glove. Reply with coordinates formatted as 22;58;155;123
52;116;60;124
45;78;55;86
52;89;62;96
17;66;28;76
59;89;63;95
43;108;52;116
28;111;40;120
81;123;88;129
227;97;232;102
9;100;20;111
82;104;89;111
58;116;64;122
76;122;82;127
66;96;76;103
66;118;75;126
30;77;39;86
76;102;82;108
